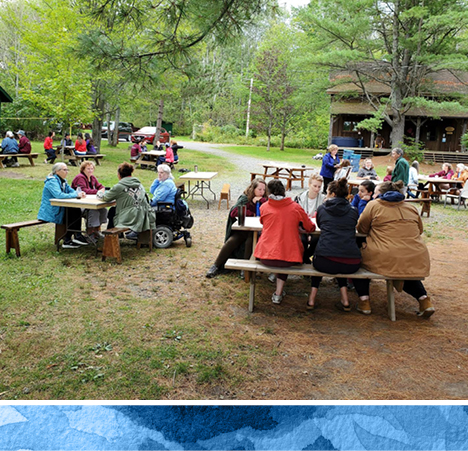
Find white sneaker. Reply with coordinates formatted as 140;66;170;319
271;291;286;304
62;240;81;249
11;162;20;167
72;234;89;246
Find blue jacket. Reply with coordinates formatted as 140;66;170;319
37;174;78;224
150;178;177;206
351;194;370;217
1;137;19;154
320;153;340;179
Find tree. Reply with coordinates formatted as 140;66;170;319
297;0;468;147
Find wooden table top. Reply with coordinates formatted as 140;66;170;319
50;194;115;210
141;150;165;156
261;162;316;171
179;172;218;181
419;175;462;184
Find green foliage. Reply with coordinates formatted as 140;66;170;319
401;137;425;162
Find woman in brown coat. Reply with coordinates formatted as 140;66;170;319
352;180;435;318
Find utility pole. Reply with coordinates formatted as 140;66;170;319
245;78;253;138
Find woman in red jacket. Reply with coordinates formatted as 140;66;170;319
254;180;315;304
44;131;56;164
74;132;87;155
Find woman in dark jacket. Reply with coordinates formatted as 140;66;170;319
319;144;340;193
308;178;361;311
206;178;268;278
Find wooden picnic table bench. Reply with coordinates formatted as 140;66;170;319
225;258;423;321
53;146;105;166
102;227;153;264
0;153;39;168
1;220;47;256
404;198;431;217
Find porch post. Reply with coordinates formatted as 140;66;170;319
328;114;334;146
461;119;467;152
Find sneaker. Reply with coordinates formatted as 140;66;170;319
62;240;81;249
125;231;139;240
417;297;435;318
240;270;245;279
95;231;105;239
271;291;286;304
206;264;219;278
11;162;20;168
72;234;89;246
44;159;48;164
357;299;372;315
335;301;352;312
267;273;277;284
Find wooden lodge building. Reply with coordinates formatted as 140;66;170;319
327;70;468;161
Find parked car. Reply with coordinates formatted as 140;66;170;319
102;121;133;141
131;126;171;144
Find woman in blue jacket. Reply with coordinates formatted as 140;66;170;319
37;162;88;249
319;144;340;193
150;164;177;206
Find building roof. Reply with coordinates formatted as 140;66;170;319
327;69;468;96
330;100;468;118
0;85;13;103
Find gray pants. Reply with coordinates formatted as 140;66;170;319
84;208;108;228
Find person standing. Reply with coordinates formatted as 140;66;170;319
390;147;410;194
44;131;56;164
1;131;19;167
320;144;340;193
17;130;31;154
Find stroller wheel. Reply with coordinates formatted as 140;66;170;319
185;236;192;248
153;226;173;248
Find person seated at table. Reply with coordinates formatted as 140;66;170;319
97;162;155;241
320;144;340;193
71;161;108;242
1;131;19;167
206;178;268;278
295;173;325;263
153;140;163;151
307;178;361;311
74;133;87;156
451;163;468;194
157;143;174;167
357;158;380;180
429;163;454;190
130;138;142;162
37;162;89;249
333;159;351;180
407;160;422;198
61;133;72;147
150;164;177;206
17;130;31;154
353;180;435;317
170;140;183;162
351;180;375;217
254;180;315;305
84;133;97;155
44;131;56;164
383;166;392;182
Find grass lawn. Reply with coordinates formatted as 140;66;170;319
1;140;467;400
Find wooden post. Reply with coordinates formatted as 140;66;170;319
155;99;164;148
245;78;253;138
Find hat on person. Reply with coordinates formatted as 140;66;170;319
165;142;170;147
6;131;14;138
16;130;25;136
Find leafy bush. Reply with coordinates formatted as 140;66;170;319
401;138;425;162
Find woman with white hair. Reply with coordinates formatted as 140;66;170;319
149;163;177;206
1;131;19;167
453;163;468;186
37;162;88;249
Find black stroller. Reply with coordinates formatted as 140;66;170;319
153;188;194;248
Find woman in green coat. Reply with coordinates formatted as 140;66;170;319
97;162;155;237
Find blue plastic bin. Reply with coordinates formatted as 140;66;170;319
350;154;361;172
342;149;354;160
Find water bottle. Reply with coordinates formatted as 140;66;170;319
256;202;261;217
194;165;198;173
76;186;82;197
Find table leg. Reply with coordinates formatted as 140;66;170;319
28;156;35;166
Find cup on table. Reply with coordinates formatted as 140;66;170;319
238;206;246;226
194;165;198;173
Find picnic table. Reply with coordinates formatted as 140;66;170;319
418;175;462;199
179;171;218;208
53;145;105;166
49;195;115;250
133;150;165;168
252;162;316;190
0;153;39;168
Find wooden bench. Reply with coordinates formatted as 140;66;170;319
1;220;47;256
102;227;153;263
0;153;39;168
404;198;431;217
250;172;292;190
218;183;231;210
225;258;423;321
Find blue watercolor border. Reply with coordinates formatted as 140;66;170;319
1;405;467;450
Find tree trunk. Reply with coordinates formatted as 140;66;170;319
110;107;120;147
328;115;334;146
92;89;105;152
280;130;285;151
155;99;164;148
267;122;271;152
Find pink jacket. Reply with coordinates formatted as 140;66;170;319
429;169;454;179
71;172;104;194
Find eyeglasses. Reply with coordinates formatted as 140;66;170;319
60;168;69;172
